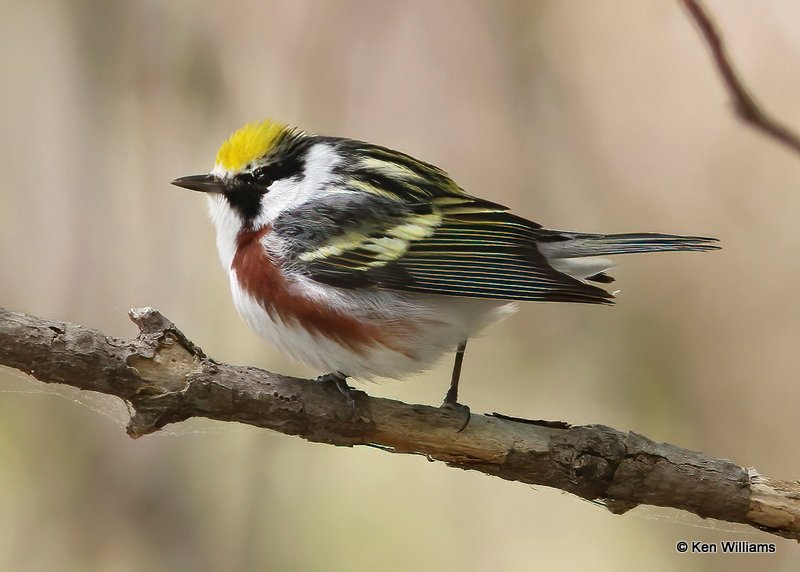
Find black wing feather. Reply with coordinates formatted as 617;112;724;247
272;190;613;304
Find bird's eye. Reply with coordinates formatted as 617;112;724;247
252;165;277;189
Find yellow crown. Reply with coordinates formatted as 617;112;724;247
215;119;289;172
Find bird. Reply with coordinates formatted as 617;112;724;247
172;118;719;415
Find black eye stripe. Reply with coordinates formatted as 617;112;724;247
225;137;310;225
251;161;301;189
252;166;272;186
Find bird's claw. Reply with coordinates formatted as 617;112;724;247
441;399;471;432
317;372;358;411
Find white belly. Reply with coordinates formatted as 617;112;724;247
229;271;515;380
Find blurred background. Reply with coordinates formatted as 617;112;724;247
1;0;799;570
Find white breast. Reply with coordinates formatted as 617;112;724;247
227;264;515;380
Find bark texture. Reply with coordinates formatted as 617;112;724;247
0;307;798;540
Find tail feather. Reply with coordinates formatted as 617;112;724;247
537;232;720;259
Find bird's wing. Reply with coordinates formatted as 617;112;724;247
272;191;613;304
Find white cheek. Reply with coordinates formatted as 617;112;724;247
254;143;342;227
254;177;310;225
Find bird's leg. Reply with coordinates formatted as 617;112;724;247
443;341;467;404
317;371;357;409
441;340;471;431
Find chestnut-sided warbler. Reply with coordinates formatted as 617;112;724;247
172;119;718;411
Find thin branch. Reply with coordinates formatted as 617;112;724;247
679;0;800;155
1;307;798;540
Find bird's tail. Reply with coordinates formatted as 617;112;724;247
537;231;720;284
538;232;720;258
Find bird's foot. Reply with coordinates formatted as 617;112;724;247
440;395;471;433
317;372;358;410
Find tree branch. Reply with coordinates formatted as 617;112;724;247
1;307;798;540
679;0;800;156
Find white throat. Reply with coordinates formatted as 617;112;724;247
206;194;242;271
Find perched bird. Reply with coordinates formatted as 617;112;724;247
172;119;718;412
